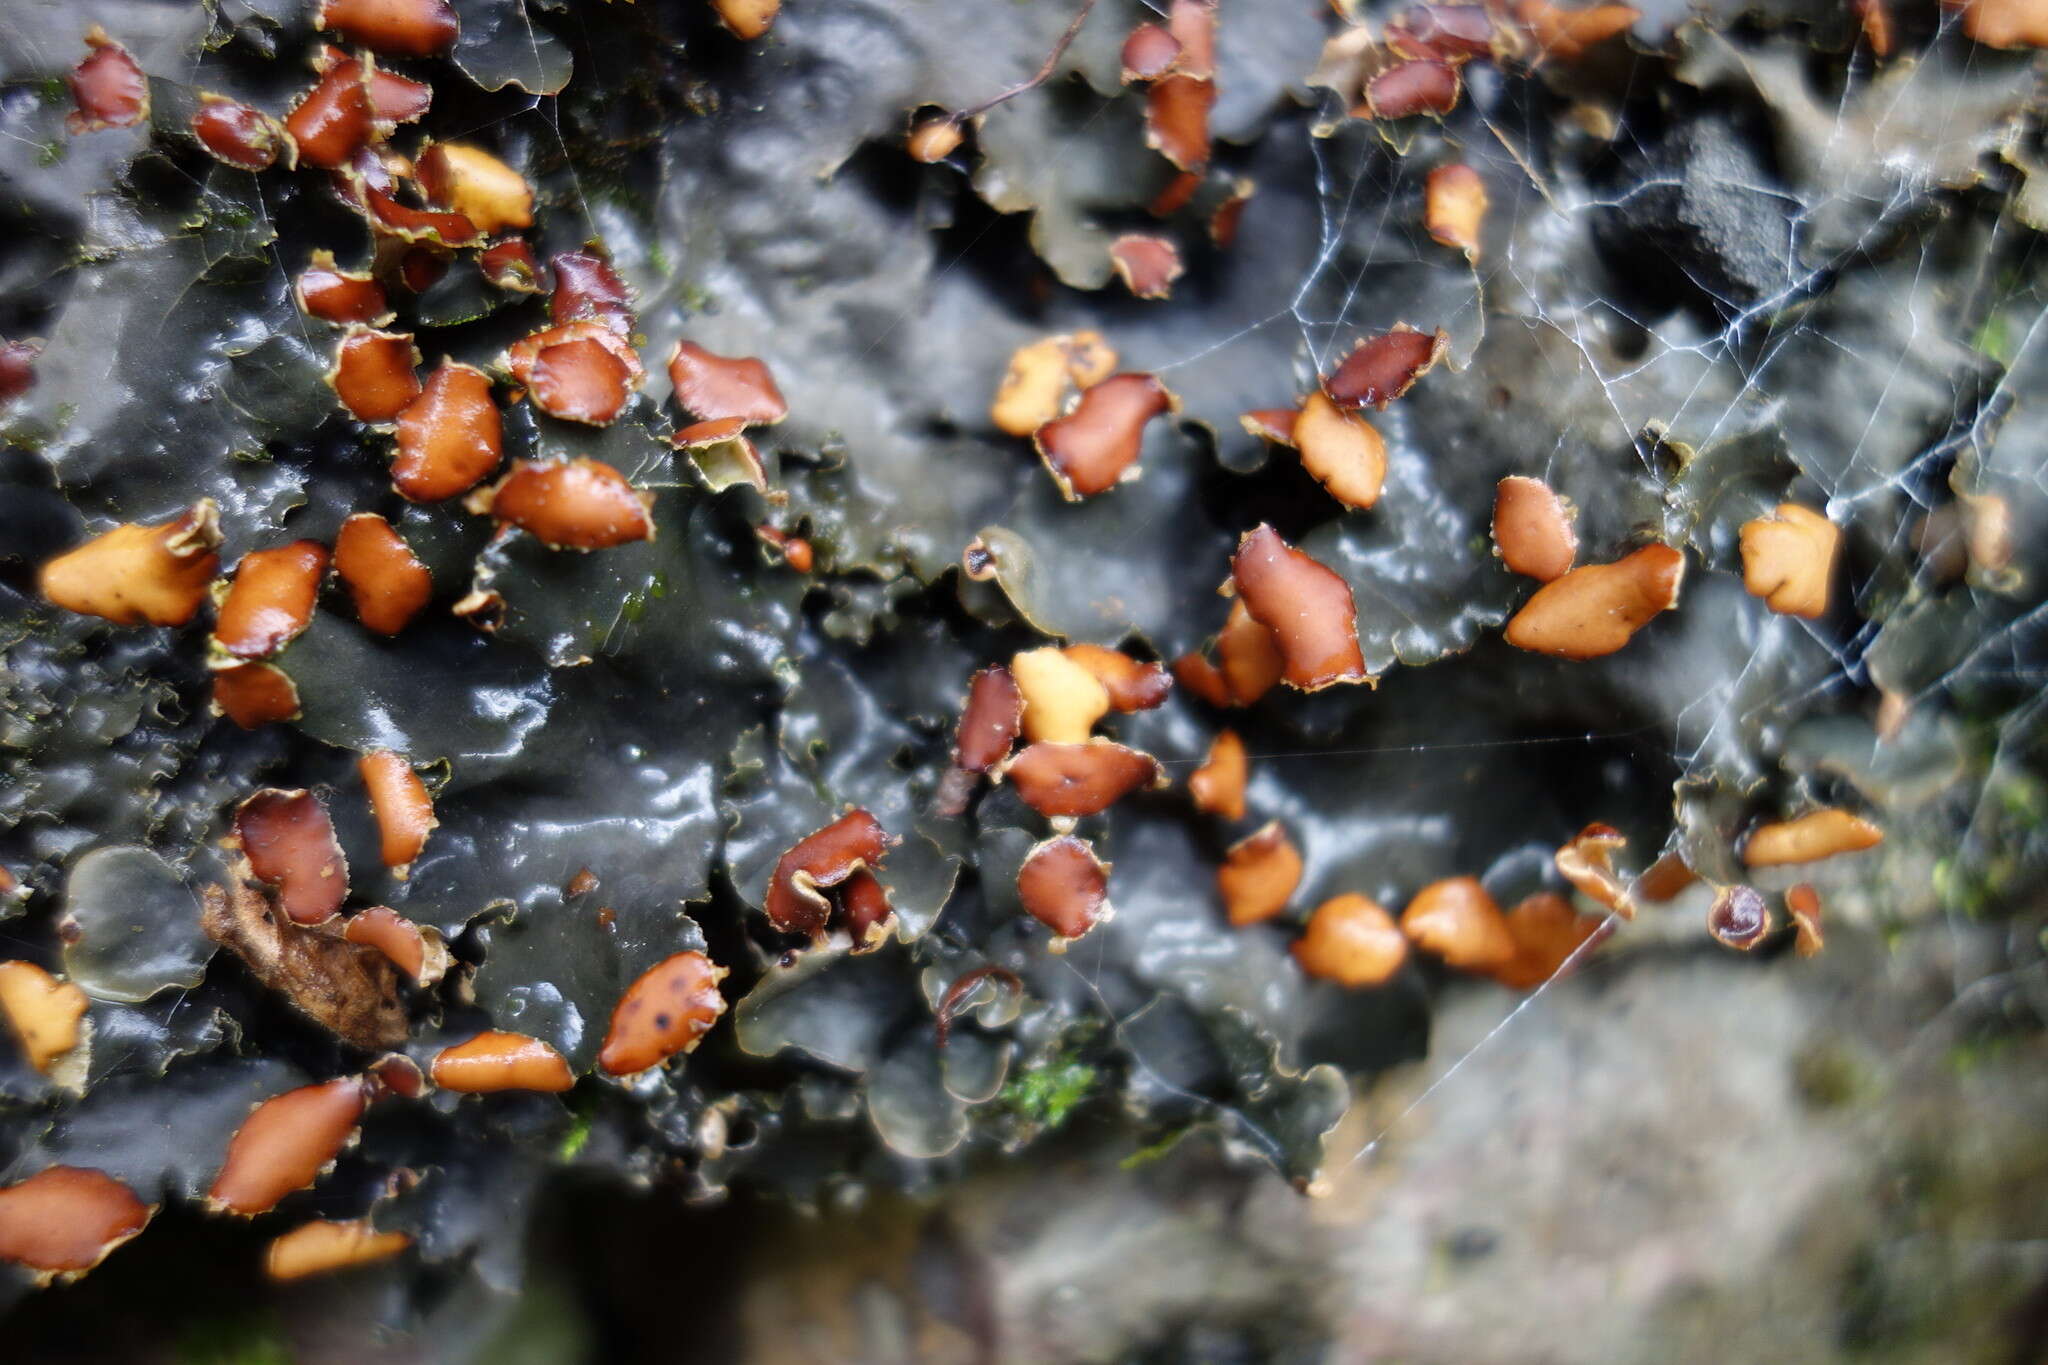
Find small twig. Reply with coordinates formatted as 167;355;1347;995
953;0;1101;122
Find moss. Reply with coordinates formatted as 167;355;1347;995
558;1106;595;1160
1791;1040;1868;1110
1931;854;1998;919
1971;311;2014;365
1996;772;2047;825
1946;1030;2017;1076
175;1312;291;1365
1001;1057;1096;1128
1119;1126;1193;1170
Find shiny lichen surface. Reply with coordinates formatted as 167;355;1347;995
0;0;2044;1341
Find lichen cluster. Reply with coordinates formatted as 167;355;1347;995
0;0;2042;1337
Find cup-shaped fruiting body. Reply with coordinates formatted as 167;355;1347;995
1707;884;1770;950
836;869;896;951
0;1167;152;1282
1146;72;1215;171
1188;728;1248;820
265;1218;410;1281
1945;0;2048;47
1013;646;1112;744
328;326;422;424
38;500;221;627
1492;476;1577;582
1425;163;1487;258
1001;741;1165;819
68;29;148;133
1325;325;1448;410
1173;650;1234;708
765;810;894;939
0;962;89;1074
1033;373;1177;500
479;458;656;551
0;339;39;404
551;252;633;333
415;143;534;236
1740;503;1839;619
1109;235;1184;300
213;541;329;661
531;338;636;426
1634;849;1697;903
1293;894;1407;987
954;666;1024;774
756;526;812;571
358;750;436;870
361;188;480;247
934;967;1024;1048
296;253;390;325
193;95;294;171
1366;58;1461;119
1150;170;1203;216
1786;883;1825;957
1209;178;1254;248
480;239;542;293
906;112;964;162
285;52;373;170
1218;821;1303;926
1063;646;1172;711
1240;407;1298;445
1387;5;1501;62
1741;809;1883;866
214;663;303;729
599;950;729;1075
1504;543;1684;659
1230;525;1369;690
506;322;642;427
235;789;350;925
1400;876;1516;970
1490;892;1605;989
317;0;460;55
1121;22;1183;79
365;66;432;127
342;907;450;983
333;513;431;635
368;1052;426;1099
685;422;773;501
207;1078;370;1216
431;1030;573;1092
1017;835;1112;942
1217;600;1286;703
940;665;1024;814
1554;822;1634;918
393;361;503;501
1852;0;1896;53
991;331;1118;437
1168;0;1219;77
712;0;782;39
668;342;789;425
1513;0;1640;59
1293;389;1387;509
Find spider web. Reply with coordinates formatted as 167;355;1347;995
431;0;2048;1197
967;0;2048;1183
2;0;2044;1340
